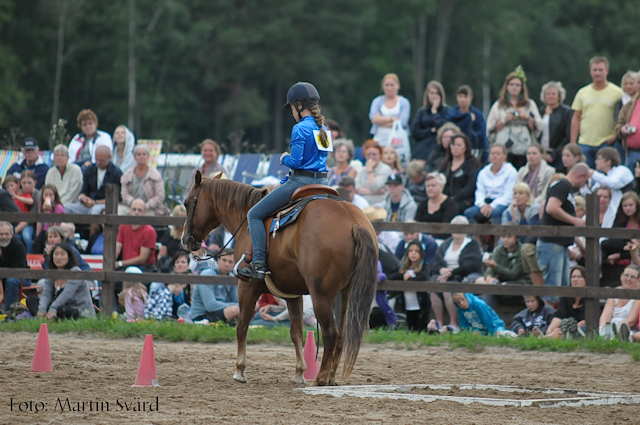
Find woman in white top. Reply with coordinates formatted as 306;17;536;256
599;265;640;340
486;67;542;169
355;141;392;205
428;215;483;332
112;125;136;173
369;73;411;142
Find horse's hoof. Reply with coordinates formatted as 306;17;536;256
233;373;246;383
291;376;306;385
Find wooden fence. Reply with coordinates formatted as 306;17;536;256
2;184;640;336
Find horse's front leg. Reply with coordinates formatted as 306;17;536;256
234;281;263;383
286;296;306;384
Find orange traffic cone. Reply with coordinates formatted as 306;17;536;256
132;334;159;387
303;330;319;381
31;323;53;373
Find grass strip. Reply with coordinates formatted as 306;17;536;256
3;318;640;360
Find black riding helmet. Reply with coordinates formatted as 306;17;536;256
283;82;320;119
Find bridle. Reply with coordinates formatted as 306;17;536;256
185;183;247;262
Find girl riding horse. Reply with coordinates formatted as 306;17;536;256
236;82;331;279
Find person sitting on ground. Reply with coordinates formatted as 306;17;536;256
516;144;556;205
37;243;95;319
327;139;357;186
446;85;488;161
424;123;460;174
119;266;148;322
7;137;49;189
144;280;184;321
404;160;427;204
599;265;640;340
338;176;369;210
41;226;91;271
68;109;113;168
387;240;430;332
32;185;65;253
0;221;28;312
414;172;457;239
501;182;540;236
602;192;640;265
44;144;84;205
429;293;506;336
510;296;556;337
119;144;169;216
465;144;517;224
394;221;437;264
149;250;190;318
11;170;39;253
191;249;240;324
439;132;479;214
64;145;123;216
115;199;157;272
369;261;397;329
429;215;483;333
376;173;416;222
411;80;450;163
381;146;405;179
251;295;316;327
545;265;587;339
111;125;136;174
157;204;187;272
355;140;393;205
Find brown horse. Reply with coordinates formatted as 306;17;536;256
182;171;378;385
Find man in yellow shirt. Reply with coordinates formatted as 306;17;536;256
570;56;623;167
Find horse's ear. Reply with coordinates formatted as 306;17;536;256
213;172;223;179
195;170;202;186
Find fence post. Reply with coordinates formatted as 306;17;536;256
100;183;119;317
584;193;600;336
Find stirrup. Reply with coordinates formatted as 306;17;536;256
235;262;270;280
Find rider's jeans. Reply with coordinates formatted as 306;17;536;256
247;175;328;264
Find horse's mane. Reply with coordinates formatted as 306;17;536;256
201;177;266;213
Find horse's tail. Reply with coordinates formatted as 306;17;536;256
341;224;377;380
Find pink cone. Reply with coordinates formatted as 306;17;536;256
31;323;53;373
132;334;159;387
303;330;319;381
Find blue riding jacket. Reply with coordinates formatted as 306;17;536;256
281;116;328;183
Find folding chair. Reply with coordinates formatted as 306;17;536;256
231;153;262;185
265;153;290;180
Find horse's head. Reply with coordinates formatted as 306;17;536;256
181;170;222;252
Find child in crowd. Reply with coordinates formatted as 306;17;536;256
119;266;148;322
432;293;507;336
404;160;427;204
510;296;556;337
381;146;405;178
144;282;185;320
33;185;65;253
369;261;397;329
387;240;429;332
11;170;38;253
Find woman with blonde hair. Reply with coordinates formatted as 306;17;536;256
368;73;411;153
538;81;572;167
189;139;226;187
120;144;169;216
411;80;449;161
414;172;457;239
112;125;136;173
486;67;543;169
501;182;540;231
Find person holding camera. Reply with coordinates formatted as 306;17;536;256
486;67;542;169
615;75;640;169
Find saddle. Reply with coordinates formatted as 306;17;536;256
270;184;341;238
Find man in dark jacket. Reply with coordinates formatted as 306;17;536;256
0;221;29;312
64;145;122;214
446;86;488;162
6;138;49;190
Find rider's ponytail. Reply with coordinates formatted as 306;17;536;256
307;104;329;148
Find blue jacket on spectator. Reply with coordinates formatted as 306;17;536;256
457;293;505;336
7;156;49;190
446;105;488;154
510;298;556;335
81;162;122;201
395;234;437;265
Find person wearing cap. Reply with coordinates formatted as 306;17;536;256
119;144;169;216
68;109;113;168
64;145;123;216
44;144;84;205
7;138;49;190
375;173;417;223
236;82;330;280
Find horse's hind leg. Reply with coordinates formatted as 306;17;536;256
328;286;350;384
314;294;338;386
234;282;263;383
286;296;306;384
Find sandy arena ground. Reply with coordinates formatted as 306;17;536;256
1;332;639;424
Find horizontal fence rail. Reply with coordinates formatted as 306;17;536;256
0;184;634;335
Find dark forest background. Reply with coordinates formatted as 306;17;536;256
1;0;639;153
